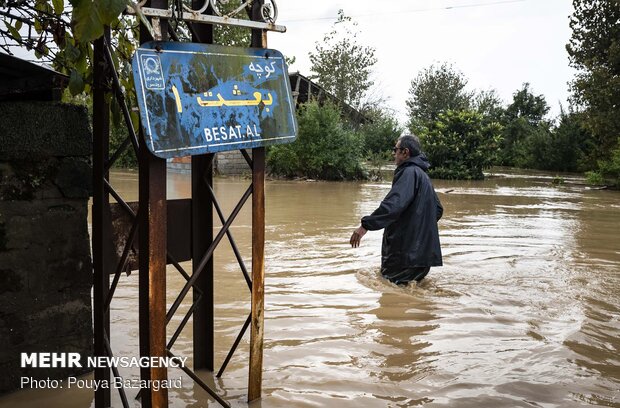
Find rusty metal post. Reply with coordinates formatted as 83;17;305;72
138;137;168;408
139;0;168;406
248;1;267;401
92;28;112;408
191;3;215;371
248;147;265;402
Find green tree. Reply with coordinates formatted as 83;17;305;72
567;0;620;185
597;139;620;185
406;63;472;133
267;100;366;180
359;108;402;157
213;2;251;47
503;83;549;124
420;110;502;180
498;83;551;166
473;88;505;123
308;10;378;110
547;108;594;172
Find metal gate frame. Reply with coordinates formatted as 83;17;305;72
91;1;284;406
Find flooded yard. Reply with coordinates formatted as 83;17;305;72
2;168;619;407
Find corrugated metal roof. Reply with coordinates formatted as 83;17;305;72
289;72;365;124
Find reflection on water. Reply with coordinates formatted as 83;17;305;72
2;168;619;407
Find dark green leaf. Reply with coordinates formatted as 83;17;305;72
99;0;128;24
69;69;85;95
65;42;80;62
6;22;21;41
72;0;104;43
52;0;64;15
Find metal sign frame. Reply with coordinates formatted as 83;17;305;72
92;1;279;407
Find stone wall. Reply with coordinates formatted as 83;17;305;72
0;102;93;394
216;150;252;175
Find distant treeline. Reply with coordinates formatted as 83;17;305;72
268;1;619;186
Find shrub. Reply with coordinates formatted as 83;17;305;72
267;101;366;180
420;110;502;180
358;109;402;157
596;138;620;187
586;171;605;186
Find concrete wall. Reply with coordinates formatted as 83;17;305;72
0;102;93;394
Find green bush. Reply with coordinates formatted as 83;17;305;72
510;110;594;172
585;171;605;185
420;110;502;180
267;101;366;180
358;109;402;157
596;138;620;187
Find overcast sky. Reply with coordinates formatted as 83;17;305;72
268;0;576;124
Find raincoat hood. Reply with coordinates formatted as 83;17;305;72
398;154;431;172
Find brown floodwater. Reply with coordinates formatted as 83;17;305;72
2;168;619;407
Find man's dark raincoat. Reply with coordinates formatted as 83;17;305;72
361;154;443;274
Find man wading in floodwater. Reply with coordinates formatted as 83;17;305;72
350;135;443;285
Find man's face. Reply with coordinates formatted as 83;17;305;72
392;142;409;166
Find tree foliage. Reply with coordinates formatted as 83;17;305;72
503;83;550;124
267;100;366;180
420;110;502;180
473;88;504;123
213;1;251;47
0;0;147;99
498;83;551;166
539;109;593;172
567;0;620;184
308;10;377;110
358;108;402;157
406;62;472;133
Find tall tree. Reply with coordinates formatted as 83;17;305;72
503;83;550;124
308;9;377;110
566;0;620;166
473;88;505;123
406;62;472;133
498;83;551;166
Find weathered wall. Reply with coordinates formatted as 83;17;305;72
0;102;93;394
169;151;252;175
216;150;252;175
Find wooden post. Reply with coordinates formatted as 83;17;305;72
92;29;111;408
139;0;168;406
248;1;267;400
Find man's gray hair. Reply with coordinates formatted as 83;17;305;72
398;134;421;157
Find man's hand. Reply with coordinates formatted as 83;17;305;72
350;226;367;248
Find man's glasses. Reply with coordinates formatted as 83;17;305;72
392;146;406;153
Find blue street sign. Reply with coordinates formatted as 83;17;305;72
132;41;297;158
